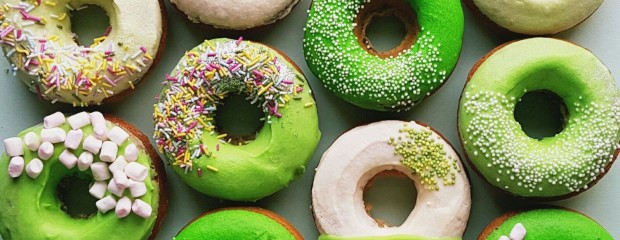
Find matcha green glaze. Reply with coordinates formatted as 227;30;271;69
175;209;296;240
155;38;321;201
319;235;460;240
304;0;464;111
458;38;620;198
485;209;613;239
0;122;161;239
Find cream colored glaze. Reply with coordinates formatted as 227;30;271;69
170;0;299;30
312;121;471;238
472;0;602;35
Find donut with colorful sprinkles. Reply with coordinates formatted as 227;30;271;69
153;38;321;201
0;0;165;106
458;38;620;199
0;112;167;239
303;0;464;111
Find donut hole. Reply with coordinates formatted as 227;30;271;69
514;90;568;140
213;94;265;145
363;170;417;227
57;173;99;219
354;0;419;59
69;5;111;46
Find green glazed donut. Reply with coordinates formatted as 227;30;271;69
458;38;620;199
304;0;464;111
154;38;321;201
480;208;613;239
175;208;302;240
0;112;166;240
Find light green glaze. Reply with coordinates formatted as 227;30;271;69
458;38;620;197
486;209;612;239
0;122;161;240
304;0;464;111
175;209;296;240
319;235;460;240
158;38;321;201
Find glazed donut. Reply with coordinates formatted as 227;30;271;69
458;38;620;199
175;207;303;239
171;0;300;30
0;112;167;239
153;38;320;201
478;207;613;240
464;0;603;35
304;0;464;111
313;121;470;239
0;0;165;106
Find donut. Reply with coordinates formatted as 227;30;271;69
170;0;300;30
303;0;464;111
0;112;167;239
153;38;320;201
464;0;602;36
458;38;620;199
478;207;613;240
313;120;471;239
175;207;303;239
0;0;166;106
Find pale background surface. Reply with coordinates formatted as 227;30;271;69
0;0;618;239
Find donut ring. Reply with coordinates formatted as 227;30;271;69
0;0;165;106
304;0;464;111
154;38;321;201
312;121;470;239
458;38;620;199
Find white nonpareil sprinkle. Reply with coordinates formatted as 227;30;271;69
67;112;91;130
96;195;117;213
8;156;24;178
23;132;41;151
4;137;23;157
37;141;54;160
40;128;66;143
100;141;118;162
25;158;43;178
43;112;65;129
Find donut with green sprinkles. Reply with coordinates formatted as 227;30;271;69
303;0;464;111
458;38;620;199
153;38;321;201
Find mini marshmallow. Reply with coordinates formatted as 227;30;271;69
64;129;83;150
108;156;128;173
40;128;66;143
125;162;148;181
100;141;118;162
89;181;108;199
37;141;54;160
96;195;117;213
115;196;132;218
113;170;130;188
498;236;510;240
43;112;65;129
90;112;107;140
59;149;77;169
4;137;23;157
23;132;41;151
509;223;526;240
67;112;91;130
128;179;147;197
108;127;129;146
91;162;111;181
131;199;152;219
77;152;94;171
8;156;24;178
124;144;139;162
83;135;103;154
25;158;43;179
108;178;126;197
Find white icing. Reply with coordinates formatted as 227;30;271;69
473;0;603;35
312;121;471;238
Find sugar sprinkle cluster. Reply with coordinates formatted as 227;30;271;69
389;123;460;190
153;38;307;173
304;0;448;110
0;0;152;106
462;90;620;193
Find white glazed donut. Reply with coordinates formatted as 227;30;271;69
170;0;300;30
312;121;471;239
0;0;165;106
471;0;603;35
